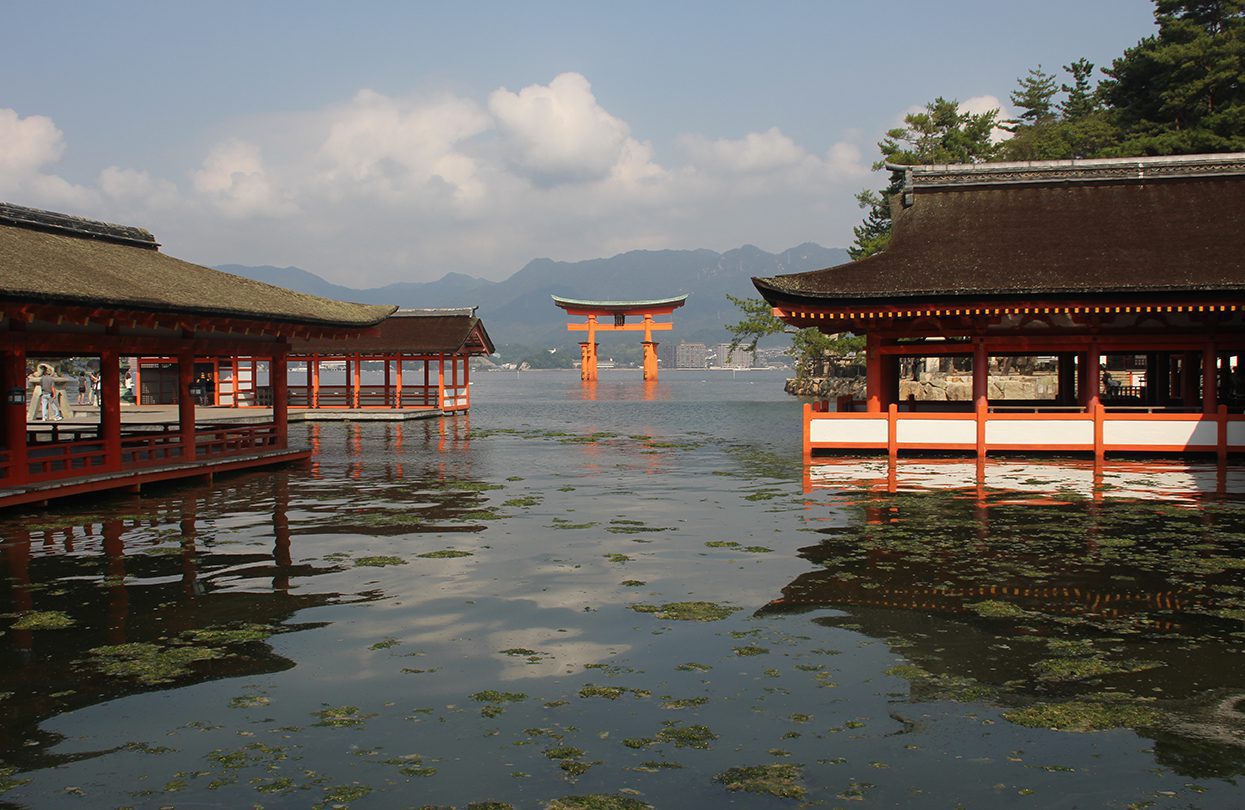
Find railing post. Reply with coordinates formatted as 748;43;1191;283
887;402;898;464
976;400;987;462
1218;404;1229;464
1094;402;1105;463
802;402;811;461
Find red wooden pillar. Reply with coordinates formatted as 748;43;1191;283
423;358;430;406
352;355;361;408
311;355;320;408
100;350;122;471
1086;340;1101;411
1057;353;1077;405
178;351;196;461
972;339;989;407
384;356;391;407
452;353;459;408
271;347;288;449
3;348;28;485
395;354;404;409
213;358;221;405
1203;341;1218;414
438;356;446;410
463;355;470;409
865;332;883;413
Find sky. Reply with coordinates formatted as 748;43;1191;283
2;1;1159;287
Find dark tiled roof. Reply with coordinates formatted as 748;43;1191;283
0;203;396;328
290;308;495;355
754;153;1245;309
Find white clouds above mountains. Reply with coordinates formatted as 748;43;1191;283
0;74;905;285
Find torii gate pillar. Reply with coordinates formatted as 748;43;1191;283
553;295;687;383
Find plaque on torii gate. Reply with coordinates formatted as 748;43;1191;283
552;295;688;381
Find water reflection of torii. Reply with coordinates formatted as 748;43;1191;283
552;295;687;382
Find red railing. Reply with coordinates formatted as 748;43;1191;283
3;422;281;487
121;430;184;467
289;384;441;408
196;423;278;457
26;438;109;482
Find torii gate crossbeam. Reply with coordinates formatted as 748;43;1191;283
552;295;688;381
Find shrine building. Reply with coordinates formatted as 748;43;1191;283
753;153;1245;461
0;202;395;508
136;307;493;414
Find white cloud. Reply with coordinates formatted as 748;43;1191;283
489;72;652;185
316;89;490;206
0;107;92;207
961;94;1013;143
191;139;296;218
0;77;878;286
679;127;805;174
0;108;65;176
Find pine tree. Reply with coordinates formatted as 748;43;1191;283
1101;0;1245;154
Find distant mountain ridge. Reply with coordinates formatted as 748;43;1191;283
217;242;848;348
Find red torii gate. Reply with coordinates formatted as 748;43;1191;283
552;295;687;381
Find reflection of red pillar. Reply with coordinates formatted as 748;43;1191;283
273;476;291;593
181;496;198;599
103;519;128;644
5;528;33;651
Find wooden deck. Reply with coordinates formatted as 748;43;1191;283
0;446;311;509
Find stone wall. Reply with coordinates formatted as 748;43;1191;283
787;372;1059;402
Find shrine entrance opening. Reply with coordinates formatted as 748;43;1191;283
552;296;687;381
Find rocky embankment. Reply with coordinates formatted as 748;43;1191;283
785;373;1057;402
784;376;865;399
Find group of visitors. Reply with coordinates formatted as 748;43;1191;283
26;363;72;422
75;370;101;405
26;362;136;421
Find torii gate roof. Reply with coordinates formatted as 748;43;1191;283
551;295;688;314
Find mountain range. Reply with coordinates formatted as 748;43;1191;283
218;242;848;350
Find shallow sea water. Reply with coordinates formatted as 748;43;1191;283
3;369;1245;808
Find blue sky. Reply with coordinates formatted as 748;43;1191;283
2;1;1158;286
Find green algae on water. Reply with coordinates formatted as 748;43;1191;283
354;555;407;567
11;610;76;630
313;705;372;728
87;642;221;685
966;600;1031;619
629;601;737;621
715;763;806;799
548;794;652;810
1002;699;1162;732
471;690;528;703
418;549;474;558
656;722;717;749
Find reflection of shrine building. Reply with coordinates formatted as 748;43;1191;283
0;472;347;769
762;491;1245;777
